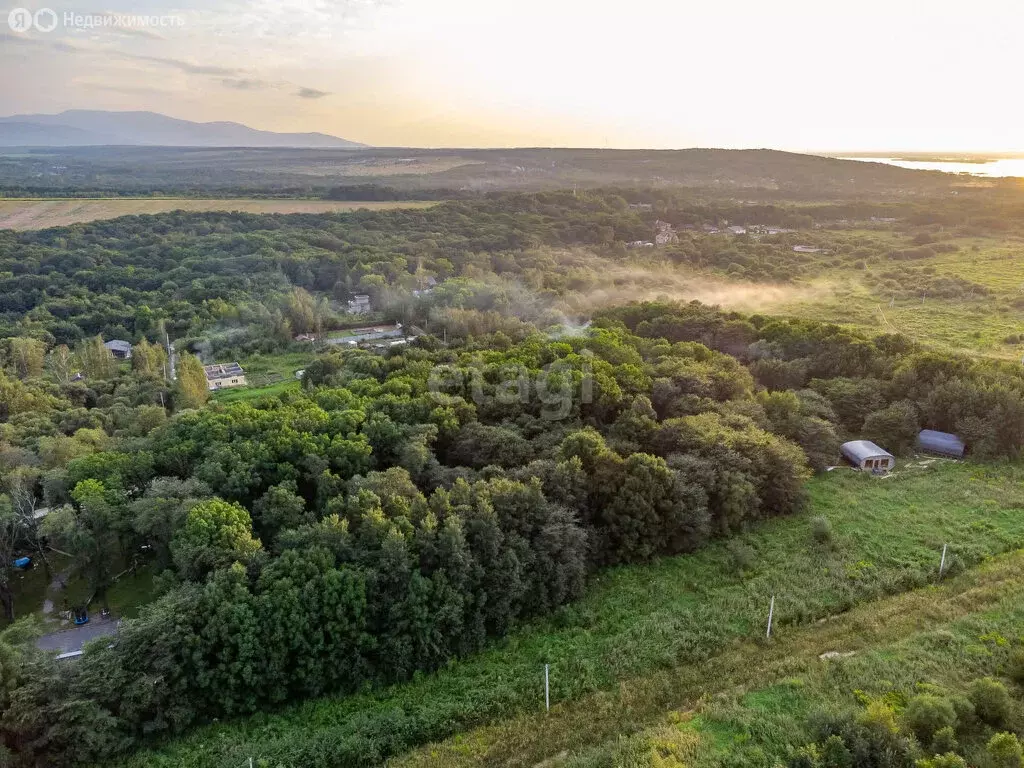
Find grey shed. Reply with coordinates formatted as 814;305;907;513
103;339;132;359
916;429;965;459
840;440;895;472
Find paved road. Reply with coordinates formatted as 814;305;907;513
36;619;118;654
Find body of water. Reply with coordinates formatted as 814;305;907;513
840;157;1024;178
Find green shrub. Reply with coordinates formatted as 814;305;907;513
1007;649;1024;684
929;726;958;755
969;678;1012;728
904;694;957;744
987;732;1023;768
790;744;821;768
916;754;967;768
811;516;834;545
820;734;853;768
949;694;976;727
726;540;756;573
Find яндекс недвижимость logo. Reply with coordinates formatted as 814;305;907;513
7;7;58;32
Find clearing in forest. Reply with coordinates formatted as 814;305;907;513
0;198;436;230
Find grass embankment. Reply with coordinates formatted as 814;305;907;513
0;199;436;230
123;460;1024;767
480;553;1024;768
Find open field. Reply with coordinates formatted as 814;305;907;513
776;235;1024;359
124;459;1024;767
0;198;436;230
781;282;1024;360
406;550;1024;768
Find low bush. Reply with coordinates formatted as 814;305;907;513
929;726;958;755
969;678;1012;728
987;732;1023;768
904;694;957;745
810;516;834;546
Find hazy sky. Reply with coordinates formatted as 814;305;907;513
1;0;1021;150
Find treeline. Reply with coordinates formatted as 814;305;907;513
1;322;810;766
323;184;463;201
597;302;1024;458
0;146;962;197
0;184;467;200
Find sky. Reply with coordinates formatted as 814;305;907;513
0;0;1022;150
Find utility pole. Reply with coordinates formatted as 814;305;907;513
544;664;550;712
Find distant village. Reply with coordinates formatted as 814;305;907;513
625;217;804;250
95;289;426;397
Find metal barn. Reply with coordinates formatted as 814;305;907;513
916;429;966;459
840;440;895;473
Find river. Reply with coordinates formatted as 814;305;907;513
839;157;1024;178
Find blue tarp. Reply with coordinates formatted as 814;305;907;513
917;429;966;458
13;556;31;568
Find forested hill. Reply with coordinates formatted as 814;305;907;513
0;146;963;197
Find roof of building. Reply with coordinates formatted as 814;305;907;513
840;440;894;462
917;429;966;457
203;362;244;381
103;340;132;353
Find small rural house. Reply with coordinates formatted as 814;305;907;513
204;362;246;391
103;339;132;360
916;429;966;459
347;294;372;314
840;440;895;473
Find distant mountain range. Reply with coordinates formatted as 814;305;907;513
0;110;366;148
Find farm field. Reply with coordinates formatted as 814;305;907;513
125;459;1024;767
0;197;436;230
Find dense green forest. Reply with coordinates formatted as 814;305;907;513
4;302;1024;764
7;189;1024;347
3;186;1024;767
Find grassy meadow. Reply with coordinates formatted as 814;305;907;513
778;235;1024;359
124;459;1024;767
471;551;1024;768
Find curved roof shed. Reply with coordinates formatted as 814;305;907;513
840;440;895;472
917;430;965;459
